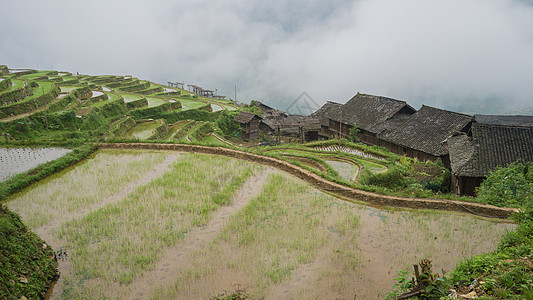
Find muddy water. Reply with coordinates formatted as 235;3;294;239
0;147;71;182
349;206;515;299
325;160;359;182
211;103;224;112
91;91;104;97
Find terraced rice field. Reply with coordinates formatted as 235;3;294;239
313;145;384;160
120;93;143;103
124;120;161;139
4;150;513;299
164;121;192;140
0;147;71;182
211;103;224;112
92;93;121;108
178;99;206;110
0;79;25;92
91;91;104;98
59;86;79;93
146;97;167;107
325;160;359;182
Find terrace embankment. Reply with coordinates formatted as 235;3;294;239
99;143;518;219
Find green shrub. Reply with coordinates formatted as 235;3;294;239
359;167;406;189
128;102;171;119
215;110;240;137
0;205;59;299
476;162;533;207
126;98;148;110
0;78;12;92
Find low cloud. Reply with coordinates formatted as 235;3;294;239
1;0;533;114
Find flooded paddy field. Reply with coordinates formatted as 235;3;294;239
325;160;359;182
0;147;71;182
124;121;161;140
5;150;514;299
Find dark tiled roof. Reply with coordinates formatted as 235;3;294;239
234;111;261;123
372;113;413;134
327;93;416;133
310;101;343;126
447;124;533;177
278;115;320;130
474;114;533;126
378;105;473;156
260;118;276;130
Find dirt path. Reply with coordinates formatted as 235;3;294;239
99;143;518;219
120;167;273;300
44;153;181;299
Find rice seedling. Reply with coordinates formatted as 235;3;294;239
324;160;359;181
0;147;71;182
153;173;363;299
55;154;257;298
124;121;160;140
6;150;170;228
151;173;514;300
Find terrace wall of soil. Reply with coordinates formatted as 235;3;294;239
0;78;12;92
99;143;518;218
129;102;171;119
0;85;34;106
149;119;169;140
0;86;60;118
109;116;136;137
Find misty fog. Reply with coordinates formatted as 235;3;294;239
1;0;533;114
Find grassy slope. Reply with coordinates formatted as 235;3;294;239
0;205;58;299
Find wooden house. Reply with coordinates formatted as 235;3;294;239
445;123;533;196
251;100;287;121
276;115;321;142
327;93;416;144
234;111;261;141
310;101;343;139
377;105;474;164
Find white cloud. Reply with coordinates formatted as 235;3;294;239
1;0;532;113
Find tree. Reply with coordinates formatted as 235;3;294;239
476;161;533;207
349;123;360;142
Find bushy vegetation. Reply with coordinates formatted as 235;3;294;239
215;110;240;138
476;161;533;207
0;205;59;299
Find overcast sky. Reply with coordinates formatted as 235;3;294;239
2;0;533;114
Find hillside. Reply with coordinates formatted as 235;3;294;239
0;66;531;299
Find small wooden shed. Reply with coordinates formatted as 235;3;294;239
234;111;262;141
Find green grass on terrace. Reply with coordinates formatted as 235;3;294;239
176;98;206;110
146;97;167;108
124;120;161;140
119;93;143;103
16;71;51;79
0;79;25;95
91;92;121;108
59;86;80;93
163;120;192;140
2;81;56;107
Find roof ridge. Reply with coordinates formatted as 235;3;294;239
419;105;474;118
473;122;533;129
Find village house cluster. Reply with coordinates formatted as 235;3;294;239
234;93;533;196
